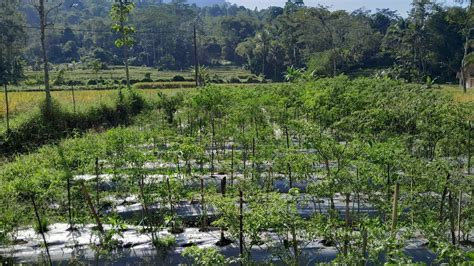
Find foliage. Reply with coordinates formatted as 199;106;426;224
182;246;227;266
11;1;471;82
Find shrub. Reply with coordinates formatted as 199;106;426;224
153;235;176;251
142;72;153;83
182;246;227;266
33;216;49;234
53;69;66;86
172;75;186;82
66;80;85;86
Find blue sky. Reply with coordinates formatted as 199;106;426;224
230;0;461;16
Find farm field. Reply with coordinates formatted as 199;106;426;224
1;82;472;128
1;78;473;265
11;66;255;92
1;0;474;265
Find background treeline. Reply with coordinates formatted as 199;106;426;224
12;0;473;82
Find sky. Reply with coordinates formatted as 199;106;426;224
229;0;461;16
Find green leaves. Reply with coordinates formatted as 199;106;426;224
110;1;136;49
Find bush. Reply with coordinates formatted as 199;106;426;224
87;79;98;85
182;246;227;266
142;73;153;83
172;75;186;82
66;80;85;86
153;235;176;251
33;216;49;234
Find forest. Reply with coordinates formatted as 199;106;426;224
0;0;473;265
10;0;474;82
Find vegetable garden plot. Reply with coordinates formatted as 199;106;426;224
1;78;473;264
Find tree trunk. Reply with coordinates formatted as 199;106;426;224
324;159;335;210
460;1;473;93
362;227;368;263
343;193;350;256
38;0;52;115
31;195;52;266
439;174;450;222
194;25;199;87
291;223;298;264
124;45;130;90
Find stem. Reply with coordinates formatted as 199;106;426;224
80;181;104;235
201;177;207;231
439;174;450;222
67;175;73;229
391;182;400;234
231;144;234;187
31;195;52;266
239;190;244;265
457;191;462;246
448;190;456;245
343;193;350;256
95;157;100;208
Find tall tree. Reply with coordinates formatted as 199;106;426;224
30;0;62;116
456;0;473;92
111;0;136;91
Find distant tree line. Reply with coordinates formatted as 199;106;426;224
7;0;474;82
